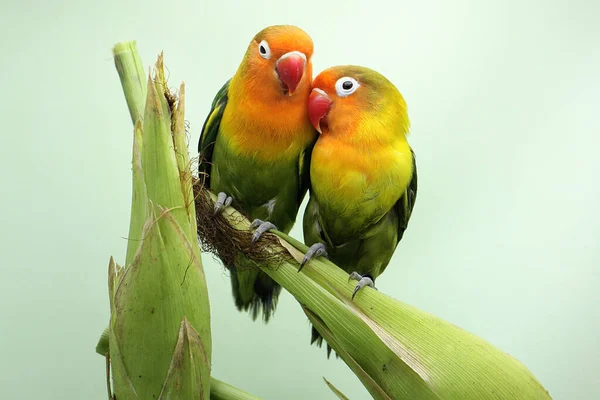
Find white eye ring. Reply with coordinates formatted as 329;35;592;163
335;77;360;97
258;40;271;59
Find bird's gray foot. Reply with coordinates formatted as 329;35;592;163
298;243;328;272
348;272;377;300
213;192;233;215
249;219;278;244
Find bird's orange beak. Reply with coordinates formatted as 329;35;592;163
308;88;332;134
275;51;306;96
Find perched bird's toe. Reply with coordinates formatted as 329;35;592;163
213;192;233;215
349;272;377;300
249;219;278;244
348;271;362;282
299;243;328;272
249;218;264;230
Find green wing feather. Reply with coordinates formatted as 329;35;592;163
197;79;230;188
297;140;315;207
394;148;418;244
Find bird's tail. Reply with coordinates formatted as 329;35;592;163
310;324;338;359
228;264;282;323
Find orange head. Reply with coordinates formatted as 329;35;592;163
308;66;409;143
237;25;314;98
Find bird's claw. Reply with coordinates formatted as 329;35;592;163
249;219;278;245
249;219;263;230
298;243;328;272
349;272;377;300
213;192;233;215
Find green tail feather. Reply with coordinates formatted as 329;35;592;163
229;265;282;322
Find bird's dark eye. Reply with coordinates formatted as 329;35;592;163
258;40;271;59
335;76;360;97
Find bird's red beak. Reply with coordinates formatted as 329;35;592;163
308;88;332;134
275;51;306;96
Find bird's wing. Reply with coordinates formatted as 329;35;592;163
394;148;418;243
197;79;230;188
296;138;316;207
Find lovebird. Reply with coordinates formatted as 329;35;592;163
198;25;317;321
300;66;418;347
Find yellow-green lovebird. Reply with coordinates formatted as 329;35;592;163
301;65;418;349
198;25;317;321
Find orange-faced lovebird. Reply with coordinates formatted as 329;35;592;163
300;65;418;347
198;25;317;322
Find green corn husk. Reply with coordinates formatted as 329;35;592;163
105;43;212;399
102;41;261;400
195;188;552;400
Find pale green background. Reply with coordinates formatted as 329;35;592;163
1;0;598;398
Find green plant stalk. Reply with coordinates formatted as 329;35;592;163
209;378;262;400
113;41;147;124
113;42;149;269
201;191;551;399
